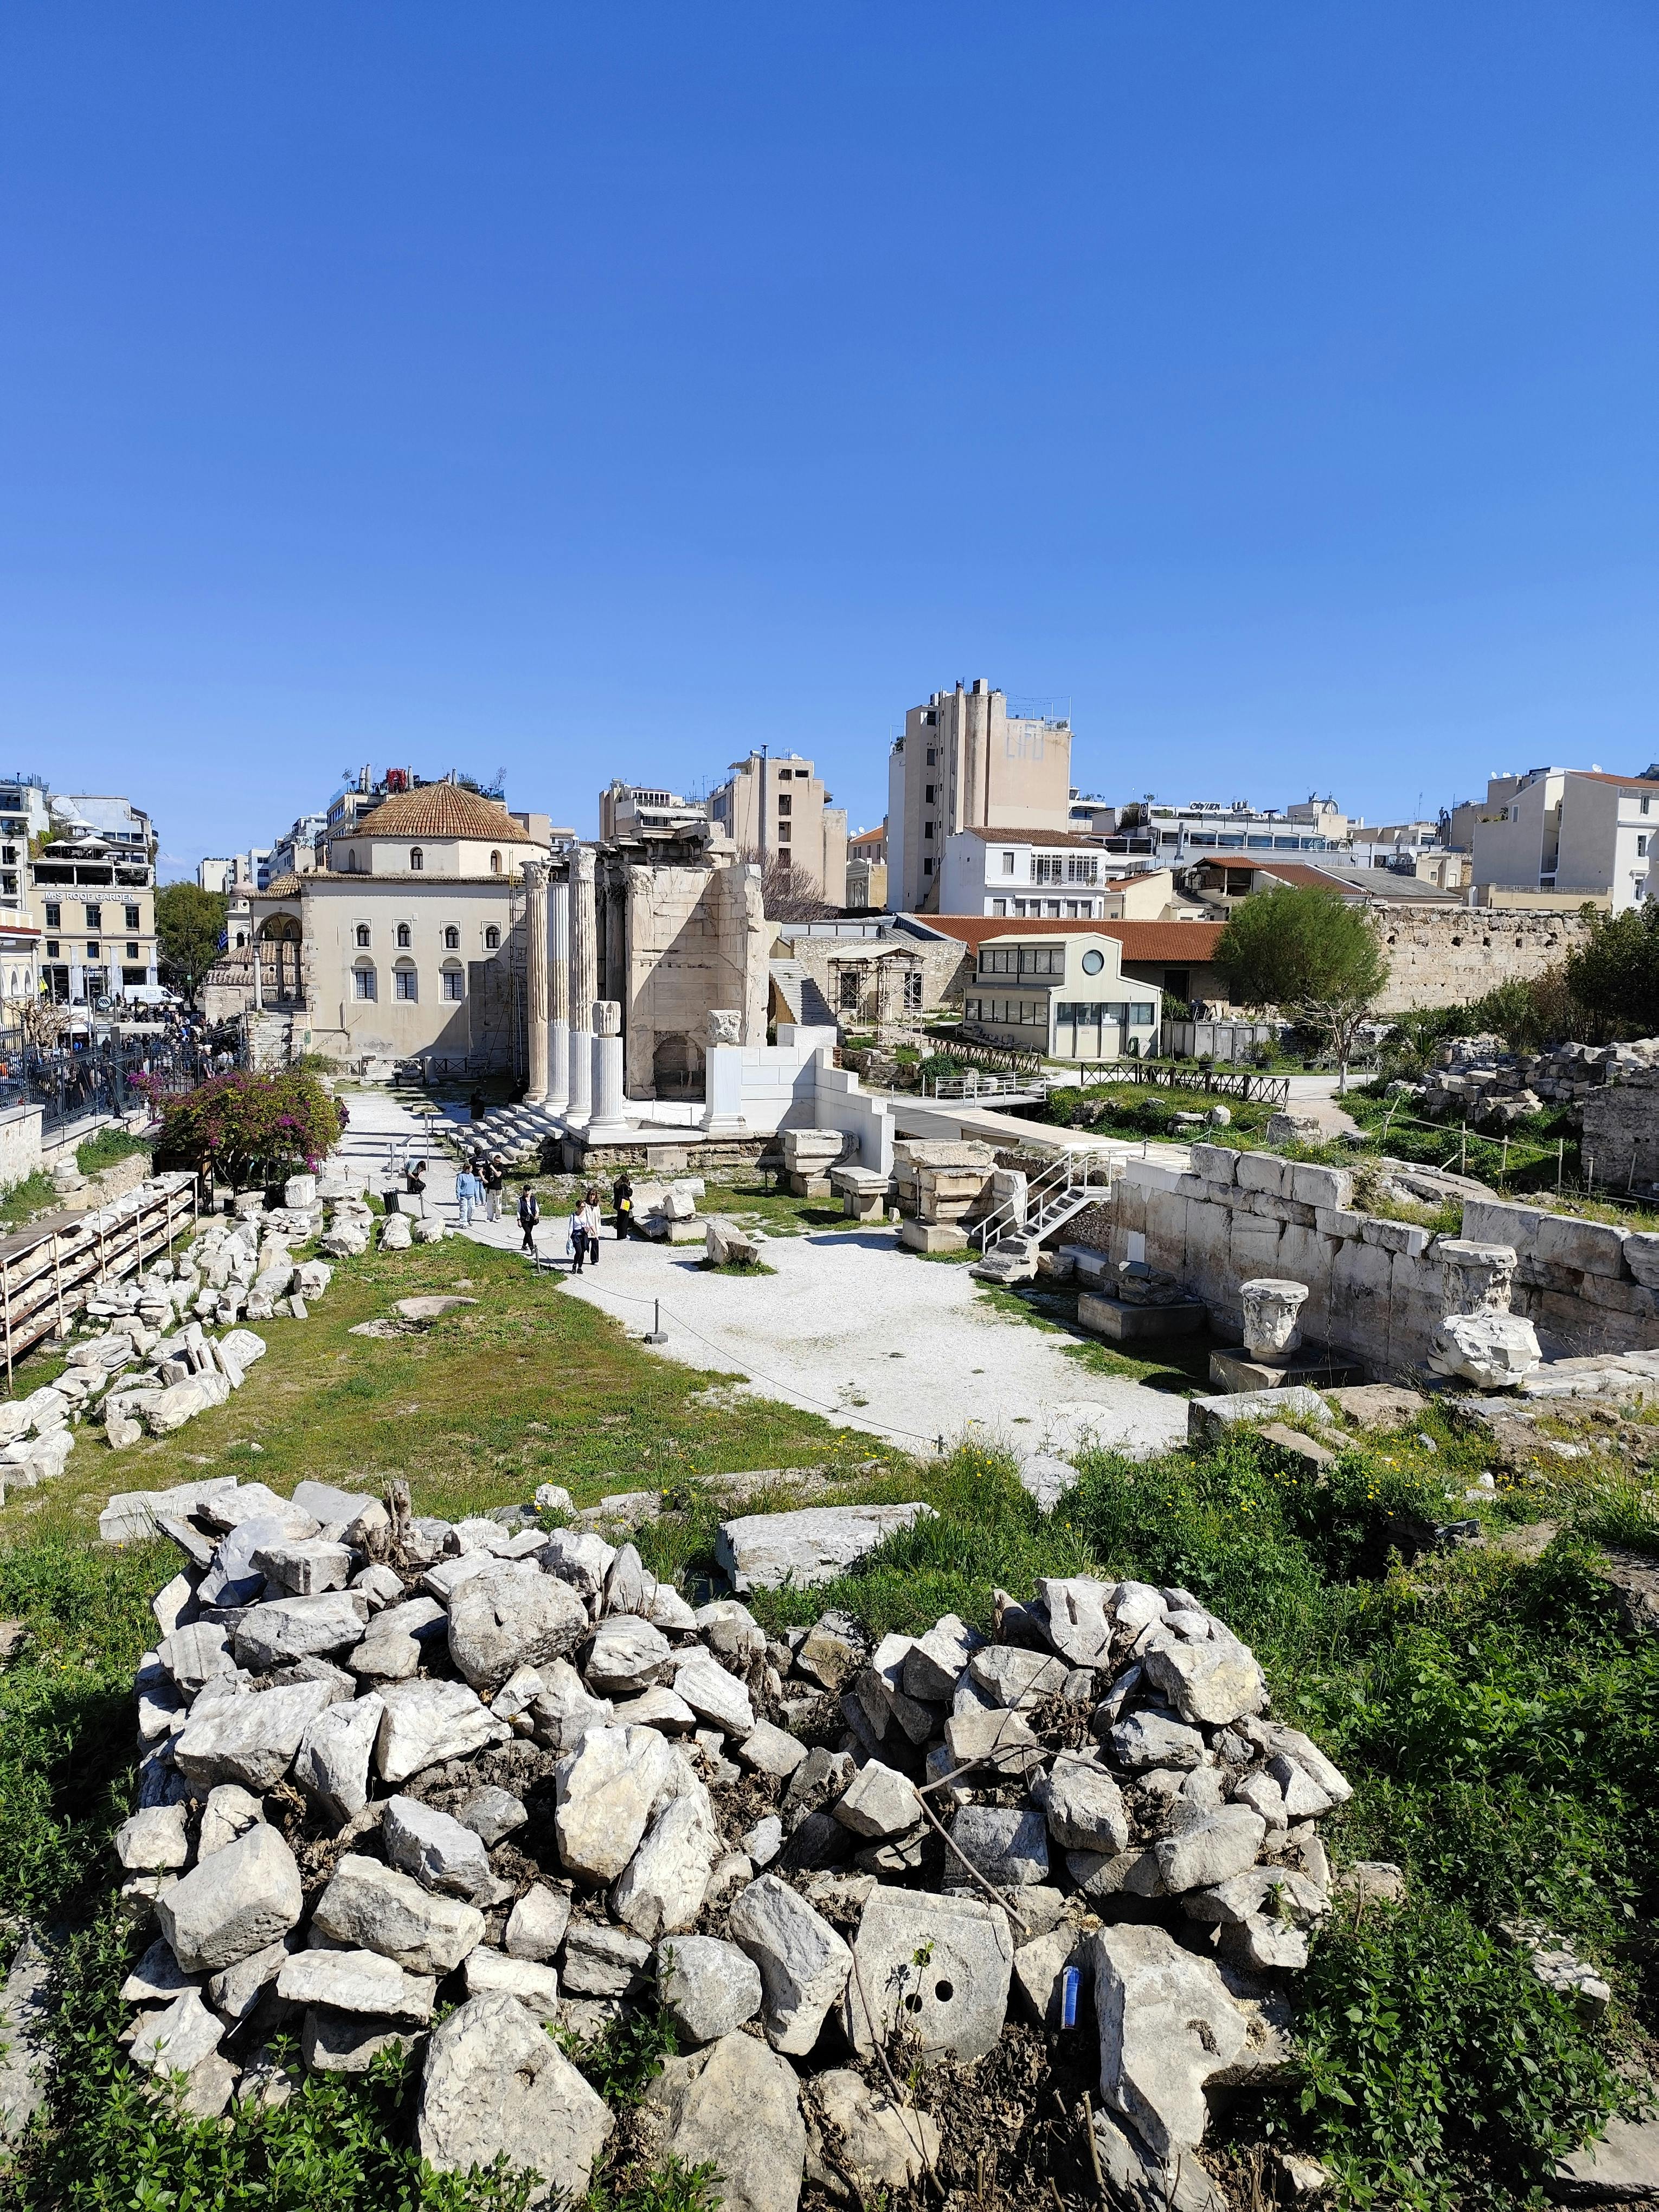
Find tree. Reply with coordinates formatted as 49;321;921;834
1215;884;1388;1090
739;849;840;923
1564;902;1659;1038
153;1069;342;1192
156;882;230;1002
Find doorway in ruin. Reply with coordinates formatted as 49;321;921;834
652;1031;705;1100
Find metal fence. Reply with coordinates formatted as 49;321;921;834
0;1026;234;1141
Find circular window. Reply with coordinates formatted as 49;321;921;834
1081;949;1105;975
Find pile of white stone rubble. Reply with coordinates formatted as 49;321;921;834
108;1476;1357;2210
1409;1034;1659;1131
0;1179;363;1495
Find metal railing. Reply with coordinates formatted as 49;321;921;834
1075;1059;1291;1105
972;1148;1115;1253
919;1070;1039;1100
0;1028;232;1142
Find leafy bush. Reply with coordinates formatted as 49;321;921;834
916;1052;963;1083
153;1069;342;1190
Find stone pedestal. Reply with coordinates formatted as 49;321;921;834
1208;1347;1365;1393
586;1002;631;1141
900;1221;968;1255
1077;1291;1207;1343
831;1166;893;1222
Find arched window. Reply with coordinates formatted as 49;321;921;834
235;931;247;948
355;924;371;948
344;849;359;873
441;961;465;1002
443;925;459;950
396;923;411;948
410;847;423;872
394;961;418;1003
489;850;502;874
353;962;376;1001
484;925;500;950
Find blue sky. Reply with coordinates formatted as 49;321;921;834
3;4;1657;876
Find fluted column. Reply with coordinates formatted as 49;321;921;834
587;1000;629;1139
546;867;571;1116
565;846;596;1126
522;861;549;1105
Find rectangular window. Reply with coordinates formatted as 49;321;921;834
978;948;1018;976
44;940;58;957
991;899;1006;916
355;968;376;1000
923;821;934;840
1018;946;1064;976
44;903;59;928
126;942;139;959
442;970;465;1001
121;966;145;984
1644;796;1652;815
85;903;102;928
1129;1002;1156;1026
125;904;140;929
922;857;933;876
777;795;792;814
87;941;99;959
1641;836;1650;858
1065;856;1098;885
395;970;417;1001
924;785;935;804
1001;850;1015;873
777;850;792;869
776;820;792;841
964;996;981;1020
925;741;937;759
1033;854;1062;883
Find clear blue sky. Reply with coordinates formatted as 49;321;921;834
3;5;1657;877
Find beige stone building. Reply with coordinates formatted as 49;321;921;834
235;783;552;1073
31;795;158;1005
886;682;1075;911
846;825;888;911
708;752;847;902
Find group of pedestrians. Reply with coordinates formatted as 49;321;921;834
440;1141;645;1278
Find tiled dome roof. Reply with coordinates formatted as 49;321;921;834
356;786;547;845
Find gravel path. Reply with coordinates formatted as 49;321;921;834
330;1086;1190;1461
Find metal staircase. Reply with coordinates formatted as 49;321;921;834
970;1150;1116;1281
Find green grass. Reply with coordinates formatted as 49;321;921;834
74;1129;151;1177
0;1172;55;1232
0;1224;1654;2207
697;1179;866;1238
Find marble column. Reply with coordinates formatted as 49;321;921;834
587;1000;630;1139
546;866;571;1116
522;861;549;1106
565;846;596;1126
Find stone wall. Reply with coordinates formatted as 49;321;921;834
1101;1147;1659;1373
0;1103;42;1191
1371;904;1596;1012
605;854;768;1100
1580;1069;1659;1189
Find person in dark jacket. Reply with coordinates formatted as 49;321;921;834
612;1170;634;1240
517;1185;541;1255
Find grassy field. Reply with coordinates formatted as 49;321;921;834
0;1227;1654;2209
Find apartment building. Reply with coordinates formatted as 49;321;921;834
198;850;272;896
599;781;710;842
845;825;888;911
938;828;1173;918
31;794;158;1004
1470;766;1659;911
708;752;847;901
886;681;1074;911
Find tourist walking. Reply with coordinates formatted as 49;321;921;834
575;1188;603;1271
480;1159;503;1222
454;1163;483;1227
518;1185;541;1255
612;1169;634;1240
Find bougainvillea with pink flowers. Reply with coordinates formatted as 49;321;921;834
155;1069;343;1192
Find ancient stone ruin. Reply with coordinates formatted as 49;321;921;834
109;1478;1358;2208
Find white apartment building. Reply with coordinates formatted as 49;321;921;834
1470;766;1659;911
940;828;1182;919
599;781;711;841
887;681;1074;911
198;850;272;895
1138;799;1352;863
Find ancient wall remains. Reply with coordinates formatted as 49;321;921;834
1103;1147;1659;1372
1371;904;1596;1012
1580;1069;1659;1189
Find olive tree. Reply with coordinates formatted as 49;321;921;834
1215;884;1388;1091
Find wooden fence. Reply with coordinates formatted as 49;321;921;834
1073;1059;1293;1105
0;1172;198;1383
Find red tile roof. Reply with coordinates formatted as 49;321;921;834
354;785;548;844
956;826;1114;848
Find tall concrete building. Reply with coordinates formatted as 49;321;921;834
709;752;847;902
1470;765;1659;911
886;681;1074;912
